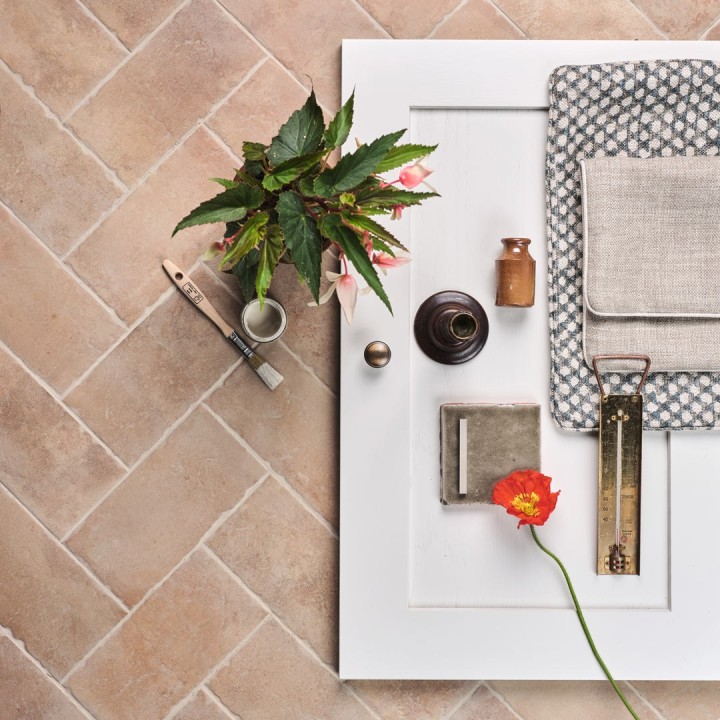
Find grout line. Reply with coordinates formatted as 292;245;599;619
73;0;130;53
0;57;128;193
201;403;339;539
425;0;470;40
201;685;243;719
483;0;529;39
625;681;669;720
482;682;527;720
0;339;128;472
277;337;339;400
0;624;97;720
0;199;127;331
202;123;245;166
624;0;670;39
60;354;245;544
425;0;470;39
203;546;343;679
347;0;393;38
439;681;484;720
163;613;272;720
0;483;128;613
699;12;720;39
62;0;193;123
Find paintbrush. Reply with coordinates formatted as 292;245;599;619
162;259;283;391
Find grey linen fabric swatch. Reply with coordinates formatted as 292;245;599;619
581;156;720;372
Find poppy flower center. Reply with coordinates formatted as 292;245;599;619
510;491;541;517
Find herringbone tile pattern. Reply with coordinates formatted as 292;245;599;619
1;1;719;717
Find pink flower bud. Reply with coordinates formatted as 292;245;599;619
398;162;432;189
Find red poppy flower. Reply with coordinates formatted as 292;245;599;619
492;469;560;528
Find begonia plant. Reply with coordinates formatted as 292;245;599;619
173;91;437;322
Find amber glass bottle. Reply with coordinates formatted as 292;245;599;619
495;237;535;307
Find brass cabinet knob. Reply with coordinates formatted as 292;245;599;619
364;341;391;368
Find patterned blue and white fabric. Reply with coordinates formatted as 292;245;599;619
546;59;720;431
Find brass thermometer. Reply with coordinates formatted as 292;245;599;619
593;355;651;576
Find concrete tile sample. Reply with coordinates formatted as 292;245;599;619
440;403;540;505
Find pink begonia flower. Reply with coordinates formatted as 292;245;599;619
371;251;411;276
398;162;432;189
391;204;406;220
314;271;361;324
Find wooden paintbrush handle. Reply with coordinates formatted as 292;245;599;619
162;259;233;337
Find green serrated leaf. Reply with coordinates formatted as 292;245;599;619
355;187;438;207
262;150;327;192
232;249;260;303
220;212;269;269
324;91;354;150
342;212;408;252
173;184;265;235
313;129;405;197
267;91;325;165
243;160;265;179
339;192;356;206
370;237;396;256
374;143;437;174
243;141;267;162
255;225;284;303
277;191;322;303
210;177;239;189
319;214;392;314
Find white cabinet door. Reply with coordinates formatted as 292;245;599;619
340;40;720;680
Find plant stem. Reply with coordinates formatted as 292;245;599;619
529;526;640;720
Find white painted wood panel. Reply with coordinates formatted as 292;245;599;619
340;40;720;680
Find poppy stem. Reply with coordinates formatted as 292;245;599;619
529;526;640;720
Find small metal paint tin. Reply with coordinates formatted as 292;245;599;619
240;298;287;343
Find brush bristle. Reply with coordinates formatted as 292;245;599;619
245;348;283;389
254;360;283;390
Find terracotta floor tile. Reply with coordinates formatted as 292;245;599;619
490;680;658;720
207;343;338;526
68;0;264;185
357;0;461;37
632;681;720;719
208;477;337;665
68;127;237;324
449;685;519;720
433;0;525;38
0;207;123;392
632;0;720;38
0;0;126;117
352;680;478;720
269;259;340;394
209;620;373;720
219;0;384;111
0;487;125;679
67;550;266;720
492;0;662;38
0;637;85;720
68;406;265;606
207;59;308;156
173;688;231;720
82;0;184;48
0;348;124;538
0;65;123;254
65;267;244;465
